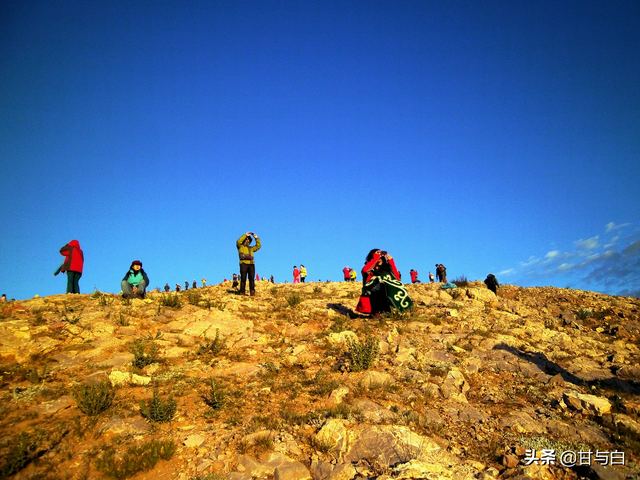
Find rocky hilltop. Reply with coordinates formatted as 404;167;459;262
0;281;639;480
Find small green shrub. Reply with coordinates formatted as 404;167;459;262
270;287;281;298
281;408;311;426
346;335;379;372
308;435;336;454
94;292;115;306
452;275;469;288
129;340;160;369
30;308;46;326
60;303;83;324
309;369;340;396
254;434;274;452
203;378;226;410
323;403;359;420
286;292;302;308
94;438;176;479
116;313;130;326
197;329;224;356
159;293;182;308
140;389;177;423
202;298;226;310
0;430;45;478
575;309;592;320
186;290;201;306
73;380;116;416
313;286;323;295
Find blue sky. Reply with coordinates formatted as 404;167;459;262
1;1;639;300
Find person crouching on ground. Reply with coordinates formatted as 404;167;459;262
355;249;413;315
121;260;149;299
236;232;261;296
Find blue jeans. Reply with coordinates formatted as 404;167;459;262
66;271;82;294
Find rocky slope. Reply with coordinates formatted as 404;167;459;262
0;281;639;480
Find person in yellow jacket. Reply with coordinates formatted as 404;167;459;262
236;232;261;296
299;264;307;282
350;268;357;282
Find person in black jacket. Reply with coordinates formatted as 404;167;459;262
484;274;499;295
121;260;150;299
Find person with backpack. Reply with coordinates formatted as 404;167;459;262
236;232;261;296
484;274;499;295
55;240;84;294
121;260;150;299
349;268;357;282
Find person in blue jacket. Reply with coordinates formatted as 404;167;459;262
121;260;150;299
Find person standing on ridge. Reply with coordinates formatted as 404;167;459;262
343;267;350;281
300;265;307;283
236;232;261;296
164;283;170;292
484;274;499;295
202;277;206;287
429;272;434;283
349;268;357;282
55;240;84;294
410;269;420;283
121;260;149;299
293;266;300;283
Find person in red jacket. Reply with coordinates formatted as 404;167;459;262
355;249;412;315
293;266;300;283
343;267;350;281
55;240;84;294
410;269;420;283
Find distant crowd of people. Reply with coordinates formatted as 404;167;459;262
46;234;499;315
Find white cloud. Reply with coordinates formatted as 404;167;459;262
606;222;631;233
604;236;619;249
503;226;640;296
557;263;575;272
519;256;540;267
575;236;599;250
544;250;561;260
